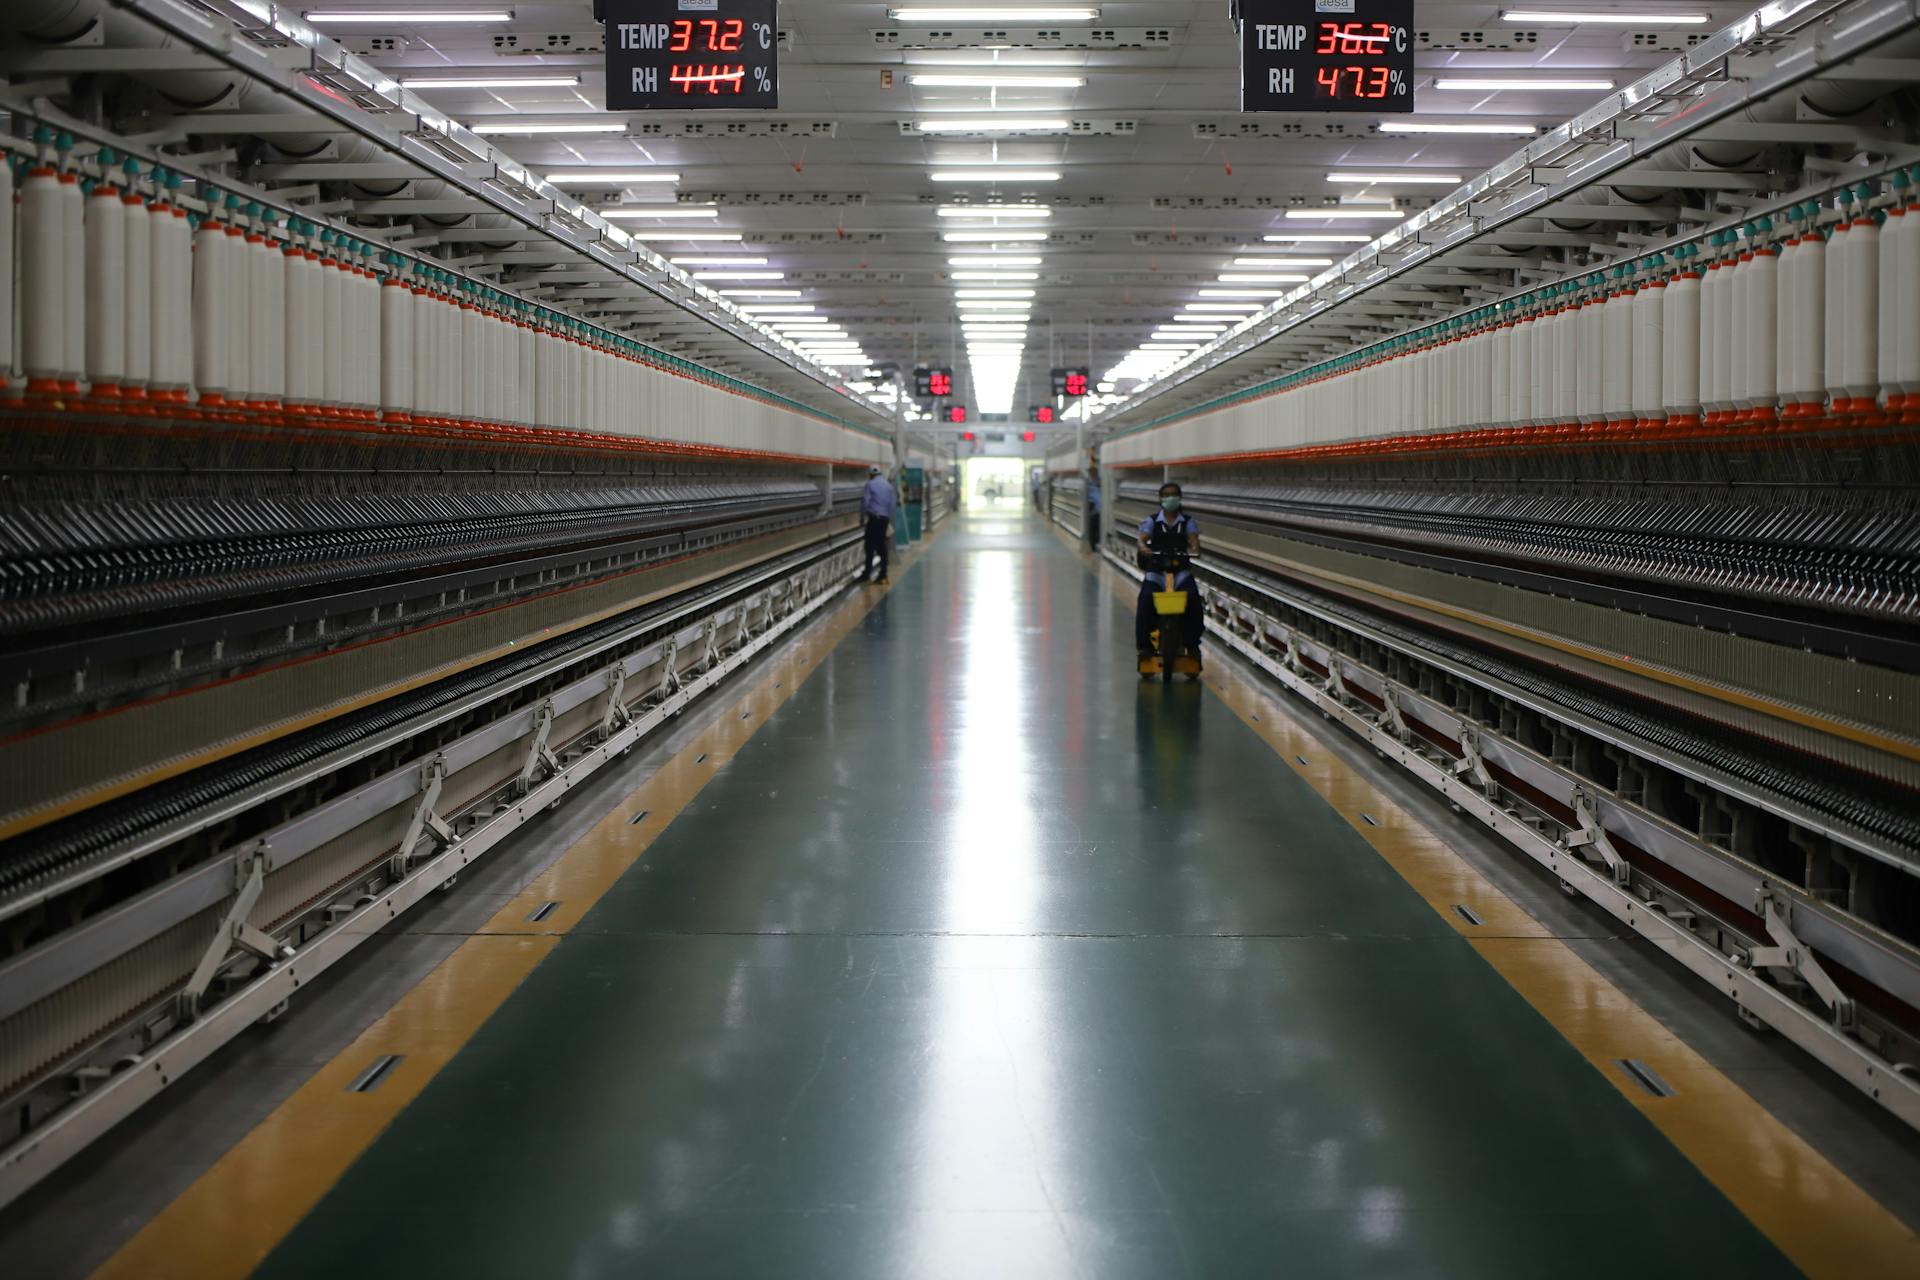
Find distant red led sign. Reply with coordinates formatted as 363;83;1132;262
1028;405;1055;424
960;431;976;441
1050;367;1089;398
1021;431;1037;442
944;405;969;424
913;366;954;399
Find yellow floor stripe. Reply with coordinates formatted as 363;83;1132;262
1063;526;1918;1278
90;536;931;1280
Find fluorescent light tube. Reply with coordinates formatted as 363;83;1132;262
937;205;1052;218
717;289;801;297
889;7;1099;20
954;288;1036;298
470;121;625;135
695;271;785;280
622;232;742;241
1434;77;1615;90
404;74;579;88
943;230;1048;242
1183;303;1263;312
307;9;512;21
1327;172;1461;185
1199;289;1289;298
915;118;1070;134
549;171;680;185
1502;10;1708;23
1217;274;1310;283
1232;257;1333;267
946;255;1042;265
1283;207;1404;219
1377;121;1537;135
600;206;719;219
951;271;1039;281
1261;233;1372;243
910;74;1085;88
930;169;1063;182
672;256;767;265
735;304;814;313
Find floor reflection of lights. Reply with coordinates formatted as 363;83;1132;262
907;536;1061;1223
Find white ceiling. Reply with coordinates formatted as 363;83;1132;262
324;1;1752;421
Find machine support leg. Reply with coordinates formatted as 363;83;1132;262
1746;890;1857;1030
517;702;560;795
1454;727;1497;798
600;666;632;737
178;843;290;1022
1564;787;1631;886
393;755;455;879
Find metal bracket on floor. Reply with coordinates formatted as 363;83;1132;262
1745;889;1856;1031
178;842;291;1022
600;665;633;737
392;754;455;878
1454;727;1497;798
517;701;560;795
659;638;683;697
1564;787;1631;886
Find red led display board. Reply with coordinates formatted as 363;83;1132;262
605;0;778;110
1028;405;1056;424
1240;0;1415;113
1050;367;1089;398
943;405;969;424
914;366;954;399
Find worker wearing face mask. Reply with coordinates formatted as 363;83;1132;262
1135;481;1204;664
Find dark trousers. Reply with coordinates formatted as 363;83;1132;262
1136;581;1203;653
863;514;891;579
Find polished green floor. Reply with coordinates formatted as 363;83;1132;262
256;514;1798;1279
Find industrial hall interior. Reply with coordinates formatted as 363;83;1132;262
3;0;1920;1276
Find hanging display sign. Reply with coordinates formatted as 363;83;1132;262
1239;0;1415;113
605;0;779;110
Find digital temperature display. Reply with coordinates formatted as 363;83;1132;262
605;0;778;111
1240;0;1414;114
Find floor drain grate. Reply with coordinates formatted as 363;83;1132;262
1616;1058;1675;1098
1360;813;1378;827
1452;904;1484;927
528;901;560;924
348;1054;404;1094
629;809;651;826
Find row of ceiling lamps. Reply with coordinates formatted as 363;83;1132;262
300;7;1713;25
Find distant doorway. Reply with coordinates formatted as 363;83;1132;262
961;457;1028;510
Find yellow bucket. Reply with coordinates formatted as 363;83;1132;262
1152;590;1188;616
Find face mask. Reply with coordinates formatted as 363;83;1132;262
1160;496;1182;512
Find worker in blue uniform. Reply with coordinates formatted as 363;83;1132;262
1136;482;1203;662
861;464;896;583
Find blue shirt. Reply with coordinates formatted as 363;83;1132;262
1087;484;1101;512
1139;510;1197;538
862;476;896;518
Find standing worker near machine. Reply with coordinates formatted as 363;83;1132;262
862;464;896;584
